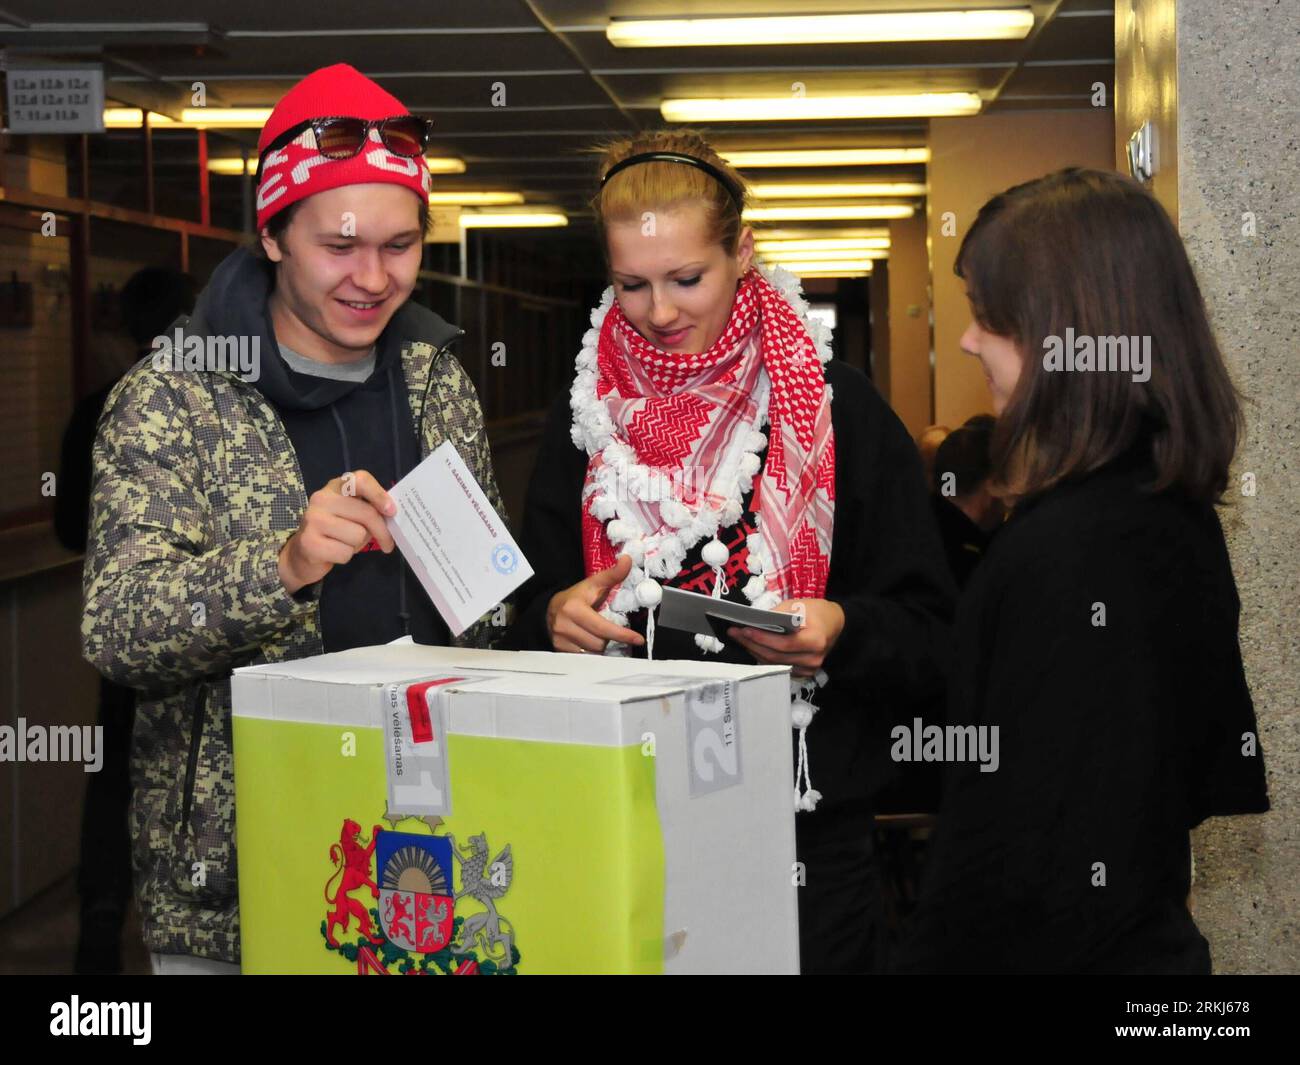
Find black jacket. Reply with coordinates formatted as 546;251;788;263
502;359;956;812
893;445;1270;973
931;493;993;589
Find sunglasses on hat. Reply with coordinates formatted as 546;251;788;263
257;115;432;180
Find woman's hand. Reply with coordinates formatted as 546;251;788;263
728;598;845;678
547;555;646;654
278;469;396;595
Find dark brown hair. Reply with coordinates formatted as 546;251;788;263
957;167;1241;504
590;129;750;257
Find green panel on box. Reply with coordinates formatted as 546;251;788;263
233;717;664;974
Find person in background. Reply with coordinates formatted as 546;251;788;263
915;424;950;490
929;418;1004;588
56;266;196;974
503;129;954;974
893;168;1269;973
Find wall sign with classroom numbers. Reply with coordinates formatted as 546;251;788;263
6;65;105;134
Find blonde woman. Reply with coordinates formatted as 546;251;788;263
504;131;954;973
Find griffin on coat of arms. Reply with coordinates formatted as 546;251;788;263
448;833;515;967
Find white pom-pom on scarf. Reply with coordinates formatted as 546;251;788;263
660;501;691;530
701;538;729;569
792;679;824;811
635;579;662;660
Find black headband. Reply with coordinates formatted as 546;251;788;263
600;151;744;214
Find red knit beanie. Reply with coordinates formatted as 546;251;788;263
255;64;431;231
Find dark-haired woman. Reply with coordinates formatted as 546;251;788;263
503;130;954;974
893;168;1269;974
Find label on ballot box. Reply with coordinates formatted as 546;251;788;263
383;678;472;818
600;675;743;796
685;681;742;798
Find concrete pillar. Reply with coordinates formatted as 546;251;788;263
1118;0;1300;973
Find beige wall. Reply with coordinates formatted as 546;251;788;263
1;135;68;197
927;110;1115;429
1114;0;1179;223
883;213;932;439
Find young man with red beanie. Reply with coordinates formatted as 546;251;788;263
80;64;505;974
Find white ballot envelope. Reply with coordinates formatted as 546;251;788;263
385;440;533;636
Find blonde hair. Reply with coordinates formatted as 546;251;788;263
591;129;750;256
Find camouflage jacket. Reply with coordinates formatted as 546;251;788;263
81;303;503;965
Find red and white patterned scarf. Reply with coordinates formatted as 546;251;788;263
581;268;835;603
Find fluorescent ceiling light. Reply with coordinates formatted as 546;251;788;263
425;157;467;175
796;264;873;271
178;108;271;128
765;249;889;262
751;182;926;199
460;210;568;229
756;237;891;251
207;157;254;175
751;227;890;241
766;254;881;267
427;191;524;206
785;264;874;277
608;10;1033;47
664;93;980;122
724;148;930;167
103;107;271;128
746;204;915;222
795;272;871;279
104;108;152;127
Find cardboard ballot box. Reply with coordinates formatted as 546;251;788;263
231;644;799;975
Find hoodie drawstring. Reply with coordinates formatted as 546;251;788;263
329;373;411;639
328;404;352;473
386;361;411;637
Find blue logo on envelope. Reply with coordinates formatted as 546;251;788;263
491;544;518;575
375;831;456;954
